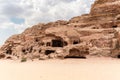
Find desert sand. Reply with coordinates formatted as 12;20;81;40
0;58;120;80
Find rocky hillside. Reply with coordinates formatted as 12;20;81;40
0;0;120;60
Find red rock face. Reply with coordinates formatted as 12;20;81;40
91;0;120;15
0;0;120;60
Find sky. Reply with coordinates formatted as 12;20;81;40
0;0;95;45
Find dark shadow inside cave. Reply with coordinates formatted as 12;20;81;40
117;55;120;58
65;56;86;59
112;25;117;28
45;50;55;55
73;40;80;44
52;39;63;47
65;48;86;59
6;49;12;55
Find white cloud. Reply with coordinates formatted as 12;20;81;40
0;0;95;45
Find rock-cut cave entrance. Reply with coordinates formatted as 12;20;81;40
52;39;63;47
73;40;80;45
117;55;120;58
65;48;86;59
112;25;118;28
6;48;12;55
45;50;55;55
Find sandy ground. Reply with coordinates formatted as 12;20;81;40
0;58;120;80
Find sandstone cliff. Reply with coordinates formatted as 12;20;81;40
0;0;120;60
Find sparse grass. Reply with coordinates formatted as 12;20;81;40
21;57;27;62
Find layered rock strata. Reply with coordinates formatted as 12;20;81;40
0;0;120;60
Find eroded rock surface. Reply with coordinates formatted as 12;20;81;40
0;0;120;60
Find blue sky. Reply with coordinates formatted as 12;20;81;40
10;17;25;24
0;0;95;45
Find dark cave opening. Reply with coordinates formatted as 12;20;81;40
65;56;86;59
117;55;120;58
52;39;63;47
35;38;39;42
63;41;68;46
39;49;41;53
45;50;55;55
22;49;26;53
6;49;12;55
65;48;86;59
22;49;27;55
73;40;79;44
46;42;51;46
112;25;117;28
